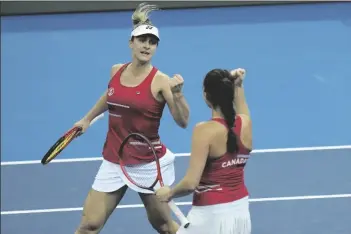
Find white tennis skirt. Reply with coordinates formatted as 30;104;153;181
177;196;251;234
92;148;176;194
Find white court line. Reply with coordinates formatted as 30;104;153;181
1;194;350;215
1;145;351;166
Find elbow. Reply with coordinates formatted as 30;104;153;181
185;179;198;192
180;113;190;128
178;121;188;129
175;117;189;129
188;185;196;193
172;109;189;129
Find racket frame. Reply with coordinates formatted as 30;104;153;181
41;113;104;165
41;127;81;165
118;132;190;228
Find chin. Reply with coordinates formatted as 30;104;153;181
137;57;152;64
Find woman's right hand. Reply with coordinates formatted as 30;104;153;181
73;118;91;136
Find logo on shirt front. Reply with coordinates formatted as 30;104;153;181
108;87;114;96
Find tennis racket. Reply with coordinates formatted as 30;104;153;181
41;113;104;165
117;132;190;228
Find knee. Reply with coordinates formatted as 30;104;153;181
151;222;171;234
147;215;172;234
76;219;103;234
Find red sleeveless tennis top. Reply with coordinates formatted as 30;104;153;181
102;63;167;165
192;116;252;206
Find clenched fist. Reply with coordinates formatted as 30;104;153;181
230;68;246;87
169;74;184;93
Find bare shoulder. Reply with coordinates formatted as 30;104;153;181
110;63;124;78
154;70;171;85
237;114;252;128
194;121;208;129
152;70;173;96
193;121;217;139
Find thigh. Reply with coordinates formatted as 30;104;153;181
139;193;179;233
139;193;172;220
77;186;128;232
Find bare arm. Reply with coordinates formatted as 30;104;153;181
82;64;123;122
232;69;252;150
234;85;250;117
160;74;190;128
82;91;108;122
170;122;211;198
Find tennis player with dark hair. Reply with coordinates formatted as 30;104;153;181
73;3;189;234
156;68;252;234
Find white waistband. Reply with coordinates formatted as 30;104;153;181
192;196;249;214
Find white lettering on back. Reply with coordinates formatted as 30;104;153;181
221;155;249;168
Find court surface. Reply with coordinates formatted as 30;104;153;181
2;146;351;234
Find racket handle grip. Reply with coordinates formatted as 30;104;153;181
168;200;190;228
90;113;104;126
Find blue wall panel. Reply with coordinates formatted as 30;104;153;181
1;3;351;161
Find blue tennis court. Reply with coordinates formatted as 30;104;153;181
2;147;351;233
1;2;351;234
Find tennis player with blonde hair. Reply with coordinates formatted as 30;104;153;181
156;68;252;234
74;3;190;234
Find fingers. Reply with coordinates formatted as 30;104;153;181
73;119;90;136
74;125;85;137
155;187;172;202
231;68;246;80
172;74;184;85
169;74;184;93
155;194;169;202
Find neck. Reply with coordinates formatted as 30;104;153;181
212;108;224;119
129;58;152;76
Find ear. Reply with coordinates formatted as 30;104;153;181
202;91;207;100
129;39;133;49
203;92;212;108
204;92;211;101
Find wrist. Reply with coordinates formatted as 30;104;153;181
235;83;244;88
173;92;184;99
83;115;93;122
169;189;175;200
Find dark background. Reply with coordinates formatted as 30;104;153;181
0;1;326;16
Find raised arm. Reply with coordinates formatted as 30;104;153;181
159;73;190;128
231;68;252;150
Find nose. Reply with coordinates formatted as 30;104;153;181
143;39;153;48
143;42;150;50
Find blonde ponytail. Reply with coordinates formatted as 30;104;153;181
132;2;159;29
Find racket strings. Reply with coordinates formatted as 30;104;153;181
119;135;160;189
119;136;156;160
55;133;75;151
54;131;76;151
122;163;159;188
45;129;79;162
